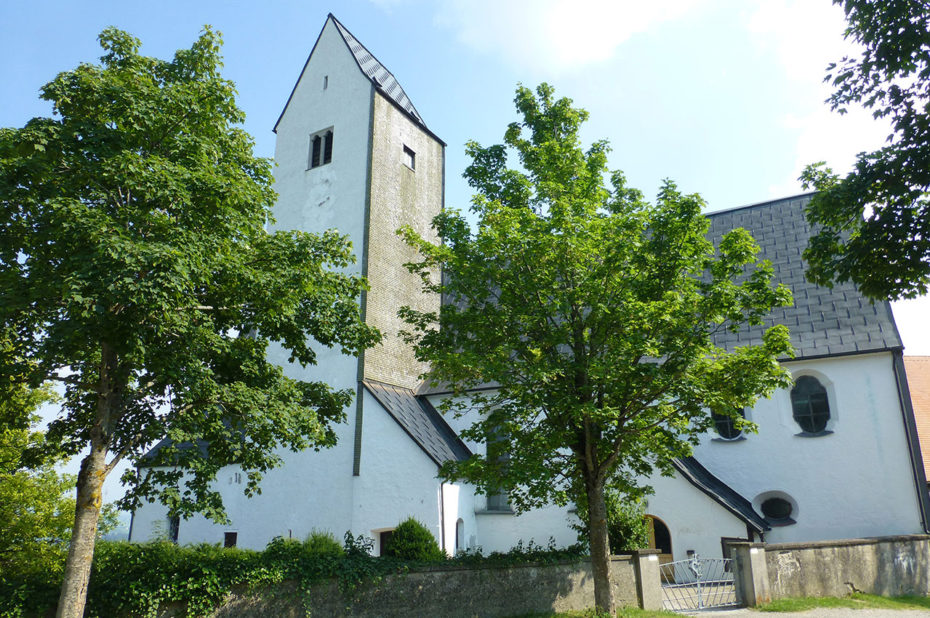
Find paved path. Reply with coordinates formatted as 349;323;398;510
680;608;930;617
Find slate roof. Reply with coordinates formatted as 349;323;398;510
673;457;770;533
139;437;209;467
330;15;425;126
707;194;902;360
363;379;472;466
274;14;429;134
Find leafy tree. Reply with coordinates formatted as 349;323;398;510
399;84;794;612
572;488;650;554
801;0;930;299
0;28;379;618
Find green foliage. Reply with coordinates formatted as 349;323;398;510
381;517;445;561
0;536;587;617
0;25;379;615
758;593;930;612
573;490;650;554
0;385;120;576
801;0;930;299
399;82;793;611
451;538;586;568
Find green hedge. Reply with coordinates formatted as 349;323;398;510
0;534;584;618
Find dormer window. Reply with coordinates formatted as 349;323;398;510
308;128;334;169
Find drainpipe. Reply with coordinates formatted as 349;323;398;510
891;349;930;533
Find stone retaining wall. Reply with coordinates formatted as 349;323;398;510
728;535;930;605
162;552;661;617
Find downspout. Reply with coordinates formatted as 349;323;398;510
439;481;446;554
891;349;930;532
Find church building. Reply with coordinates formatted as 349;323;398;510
130;14;930;560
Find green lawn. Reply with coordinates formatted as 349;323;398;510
757;593;930;612
512;609;678;618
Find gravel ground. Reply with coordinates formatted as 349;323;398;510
680;608;930;617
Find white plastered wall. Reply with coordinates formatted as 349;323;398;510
643;471;751;561
692;351;924;544
351;389;445;555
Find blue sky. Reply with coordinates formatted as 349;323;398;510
3;1;928;503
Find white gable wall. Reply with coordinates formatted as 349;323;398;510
352;389;445;555
692;351;923;544
644;471;751;561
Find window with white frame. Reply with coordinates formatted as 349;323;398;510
403;144;415;170
308;128;334;169
712;408;746;440
790;375;831;434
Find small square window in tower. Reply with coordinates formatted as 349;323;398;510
224;532;238;548
308;129;334;169
403;145;415;170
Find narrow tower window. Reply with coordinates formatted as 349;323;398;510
308;128;334;169
403;145;415;170
323;130;333;164
323;75;328;89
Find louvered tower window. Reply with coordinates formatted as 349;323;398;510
308;128;334;169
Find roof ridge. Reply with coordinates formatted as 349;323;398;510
704;191;817;218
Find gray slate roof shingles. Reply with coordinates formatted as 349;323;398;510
330;15;425;126
363;379;472;467
673;457;771;533
706;194;902;360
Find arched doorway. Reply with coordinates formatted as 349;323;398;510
646;515;673;566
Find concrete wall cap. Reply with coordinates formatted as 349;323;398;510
765;534;930;552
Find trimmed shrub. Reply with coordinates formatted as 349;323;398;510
382;517;445;561
303;530;343;557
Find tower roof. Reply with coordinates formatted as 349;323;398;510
274;13;427;133
330;15;424;125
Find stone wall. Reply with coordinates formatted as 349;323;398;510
362;92;443;390
163;554;661;617
729;535;930;605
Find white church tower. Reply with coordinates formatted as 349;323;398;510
131;14;461;551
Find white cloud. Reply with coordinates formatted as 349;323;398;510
745;1;890;197
435;0;702;74
745;0;854;86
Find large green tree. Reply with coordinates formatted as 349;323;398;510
399;84;794;612
0;29;379;618
802;0;930;299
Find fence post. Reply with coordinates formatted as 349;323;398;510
727;541;770;607
632;549;663;610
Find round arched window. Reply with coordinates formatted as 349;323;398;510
790;376;830;434
712;409;745;440
760;497;797;526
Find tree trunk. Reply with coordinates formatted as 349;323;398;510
57;342;118;618
56;444;107;618
587;480;614;614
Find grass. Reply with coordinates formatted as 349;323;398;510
757;592;930;612
512;608;678;618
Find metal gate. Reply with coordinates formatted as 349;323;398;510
659;553;738;611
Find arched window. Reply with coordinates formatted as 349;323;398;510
756;492;797;526
455;518;464;553
791;376;831;434
712;408;745;440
